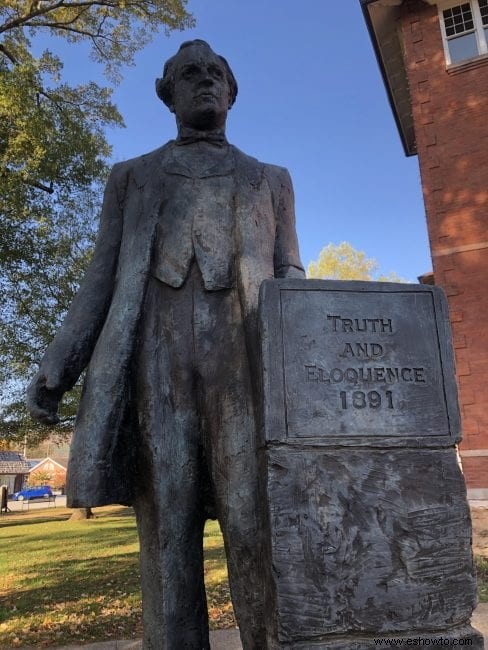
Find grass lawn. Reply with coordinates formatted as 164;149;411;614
0;505;486;647
0;505;235;647
477;556;488;603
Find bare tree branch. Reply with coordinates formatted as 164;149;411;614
0;0;65;35
0;42;17;64
29;22;108;42
0;0;155;35
26;178;54;194
1;166;55;194
30;5;92;29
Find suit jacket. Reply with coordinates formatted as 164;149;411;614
37;141;304;507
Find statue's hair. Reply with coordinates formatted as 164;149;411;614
155;40;238;108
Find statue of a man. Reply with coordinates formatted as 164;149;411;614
27;40;304;649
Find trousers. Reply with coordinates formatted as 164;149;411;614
132;263;266;649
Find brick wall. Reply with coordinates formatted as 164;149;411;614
29;463;66;490
399;0;488;491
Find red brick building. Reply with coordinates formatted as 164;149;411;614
361;0;487;496
28;456;68;491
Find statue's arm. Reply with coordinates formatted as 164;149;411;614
271;166;305;279
27;163;127;424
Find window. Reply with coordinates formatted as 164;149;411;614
440;1;488;64
480;0;488;36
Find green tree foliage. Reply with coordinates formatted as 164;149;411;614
0;187;98;446
0;0;193;225
307;242;405;282
0;0;193;445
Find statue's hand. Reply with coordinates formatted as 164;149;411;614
26;372;63;425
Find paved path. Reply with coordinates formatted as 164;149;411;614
18;604;488;649
6;495;67;512
20;629;241;650
473;603;488;640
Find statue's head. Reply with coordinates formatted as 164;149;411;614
156;40;238;131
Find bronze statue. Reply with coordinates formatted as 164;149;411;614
27;40;304;649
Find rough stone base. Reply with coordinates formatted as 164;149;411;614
261;447;481;647
267;625;484;649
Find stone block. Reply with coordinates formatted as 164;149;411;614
258;280;483;649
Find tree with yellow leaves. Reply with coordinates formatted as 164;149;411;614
307;242;405;282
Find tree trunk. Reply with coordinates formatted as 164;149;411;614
69;507;94;520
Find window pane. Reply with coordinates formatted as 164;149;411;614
454;16;464;28
448;31;479;61
443;3;474;35
480;0;488;26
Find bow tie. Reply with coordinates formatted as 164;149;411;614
176;127;227;147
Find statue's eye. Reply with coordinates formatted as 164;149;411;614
209;65;224;79
181;65;199;79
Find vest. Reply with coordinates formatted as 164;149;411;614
151;144;236;290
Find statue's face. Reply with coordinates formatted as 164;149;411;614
170;45;231;130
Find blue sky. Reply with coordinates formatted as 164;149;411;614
54;0;431;280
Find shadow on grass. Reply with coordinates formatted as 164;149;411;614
0;504;134;526
0;539;234;645
0;549;143;647
204;545;227;563
100;506;135;518
0;514;72;528
1;550;141;610
0;511;234;645
4;521;139;557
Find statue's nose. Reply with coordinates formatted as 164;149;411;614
199;74;214;87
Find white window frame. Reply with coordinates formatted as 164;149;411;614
437;0;488;65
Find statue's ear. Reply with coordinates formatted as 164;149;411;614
155;77;173;111
155;78;164;100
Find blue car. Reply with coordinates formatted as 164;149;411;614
12;486;54;501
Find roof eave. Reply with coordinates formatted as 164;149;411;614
29;456;68;472
360;0;417;157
